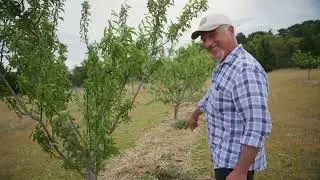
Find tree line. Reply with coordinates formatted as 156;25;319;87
2;19;319;95
237;20;320;72
68;19;320;87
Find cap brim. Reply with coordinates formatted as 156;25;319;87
191;31;203;40
191;25;221;40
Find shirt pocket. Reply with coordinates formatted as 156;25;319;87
212;82;233;113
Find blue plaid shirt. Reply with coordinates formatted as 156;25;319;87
198;44;272;171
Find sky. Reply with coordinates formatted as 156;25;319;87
57;0;320;69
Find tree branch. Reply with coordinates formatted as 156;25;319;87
0;39;5;65
0;72;39;120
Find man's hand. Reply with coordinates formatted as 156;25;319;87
185;114;199;131
185;107;202;131
226;170;247;180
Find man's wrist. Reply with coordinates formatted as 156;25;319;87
233;165;249;175
192;107;202;118
233;144;259;174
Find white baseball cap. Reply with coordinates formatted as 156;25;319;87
191;14;233;40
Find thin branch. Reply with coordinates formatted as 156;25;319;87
153;38;170;56
113;73;129;105
132;36;170;104
37;110;84;175
0;39;5;65
132;76;145;103
38;121;83;176
34;7;46;27
4;67;12;76
1;70;85;175
0;72;40;121
69;117;82;139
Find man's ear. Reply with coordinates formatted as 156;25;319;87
229;25;235;34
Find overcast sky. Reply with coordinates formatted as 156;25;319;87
57;0;320;69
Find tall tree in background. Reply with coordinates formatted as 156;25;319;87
236;32;247;45
69;61;87;87
245;34;276;72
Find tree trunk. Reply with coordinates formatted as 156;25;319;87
132;82;134;96
174;104;180;120
85;167;96;180
308;69;311;80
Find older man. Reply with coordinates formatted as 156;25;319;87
185;14;272;180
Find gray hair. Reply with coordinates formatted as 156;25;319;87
218;24;237;40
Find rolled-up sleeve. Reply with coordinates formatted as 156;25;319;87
233;66;272;148
198;89;210;113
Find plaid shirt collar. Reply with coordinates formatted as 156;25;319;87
218;44;243;66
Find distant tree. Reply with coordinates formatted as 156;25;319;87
70;62;87;87
245;34;276;72
0;71;19;96
246;31;273;42
236;32;247;44
150;43;214;120
278;28;288;36
292;50;320;80
240;20;320;71
280;20;320;57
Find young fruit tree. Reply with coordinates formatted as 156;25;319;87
292;50;320;80
131;0;209;102
150;43;214;120
0;0;208;179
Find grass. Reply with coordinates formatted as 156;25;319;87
0;85;169;179
0;106;80;180
190;124;212;179
191;69;320;179
113;87;169;151
1;69;319;179
141;164;195;180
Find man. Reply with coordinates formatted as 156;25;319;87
185;14;272;180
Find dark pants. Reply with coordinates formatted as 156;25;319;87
214;168;254;180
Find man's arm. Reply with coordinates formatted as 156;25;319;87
227;145;259;180
228;66;272;179
234;145;259;171
185;89;209;131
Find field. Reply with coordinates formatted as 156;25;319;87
0;69;319;179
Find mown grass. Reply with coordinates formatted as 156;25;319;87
191;69;320;179
1;69;319;180
0;85;169;179
113;87;169;151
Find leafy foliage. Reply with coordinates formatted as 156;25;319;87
239;20;320;72
69;62;87;87
132;0;208;100
1;0;209;180
292;50;320;80
245;33;276;72
150;43;213;119
172;119;186;129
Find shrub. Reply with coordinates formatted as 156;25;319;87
172;120;186;129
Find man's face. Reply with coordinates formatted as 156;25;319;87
201;26;233;62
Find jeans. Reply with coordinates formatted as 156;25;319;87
214;168;255;180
